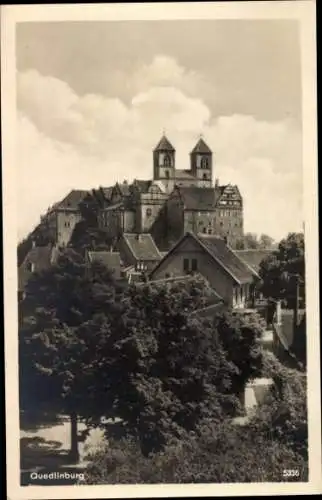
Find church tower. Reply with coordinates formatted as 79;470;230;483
190;137;213;187
153;135;176;193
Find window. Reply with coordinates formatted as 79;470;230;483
183;258;189;272
27;262;35;272
146;208;152;217
201;157;209;169
165;170;170;179
191;258;198;272
202;227;207;233
164;154;171;167
203;173;207;180
220;222;223;227
207;228;212;234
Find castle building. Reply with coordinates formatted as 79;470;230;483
37;134;244;250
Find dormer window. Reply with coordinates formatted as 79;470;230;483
27;262;35;272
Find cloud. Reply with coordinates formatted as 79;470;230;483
16;56;303;242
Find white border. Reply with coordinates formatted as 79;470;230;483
2;2;320;498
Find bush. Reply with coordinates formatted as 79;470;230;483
251;352;307;460
83;421;307;484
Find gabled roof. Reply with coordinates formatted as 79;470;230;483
55;190;89;210
176;186;216;211
174;169;196;180
18;245;58;291
113;182;131;197
87;251;121;270
133;180;153;193
122;233;162;261
198;235;258;283
191;137;212;154
150;232;258;285
235;250;272;273
101;186;114;200
154;135;175;152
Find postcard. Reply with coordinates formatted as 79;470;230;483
2;1;320;498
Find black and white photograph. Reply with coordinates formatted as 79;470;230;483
2;1;320;498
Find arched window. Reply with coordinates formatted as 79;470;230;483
164;154;171;167
201;157;209;169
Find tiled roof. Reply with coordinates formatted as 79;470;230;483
133;180;153;193
18;245;58;291
55;190;89;210
154;135;175;152
235;250;272;273
87;251;121;270
175;169;196;180
177;186;216;210
103;202;124;211
198;234;258;284
101;186;113;200
191;137;212;154
123;233;162;261
117;182;131;197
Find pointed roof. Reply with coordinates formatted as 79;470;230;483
154;135;175;152
150;232;258;285
191;137;212;154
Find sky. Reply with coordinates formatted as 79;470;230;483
16;19;303;241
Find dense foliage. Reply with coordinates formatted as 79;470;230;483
19;253;264;458
258;232;305;307
236;233;275;250
19;249;119;458
82;349;307;484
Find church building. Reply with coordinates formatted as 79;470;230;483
38;134;244;250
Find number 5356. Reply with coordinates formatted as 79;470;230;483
283;469;300;478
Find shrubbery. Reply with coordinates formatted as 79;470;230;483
83;349;307;484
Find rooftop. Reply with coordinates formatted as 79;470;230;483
154;135;175;152
55;189;89;211
197;234;259;284
122;233;162;261
191;137;212;154
177;186;216;210
174;169;196;180
235;249;273;273
18;245;58;291
87;250;121;271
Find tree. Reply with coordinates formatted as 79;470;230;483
259;234;275;250
258;232;305;307
19;248;119;460
70;221;116;254
88;278;264;456
214;311;263;401
244;232;260;249
70;191;116;254
83;353;308;485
